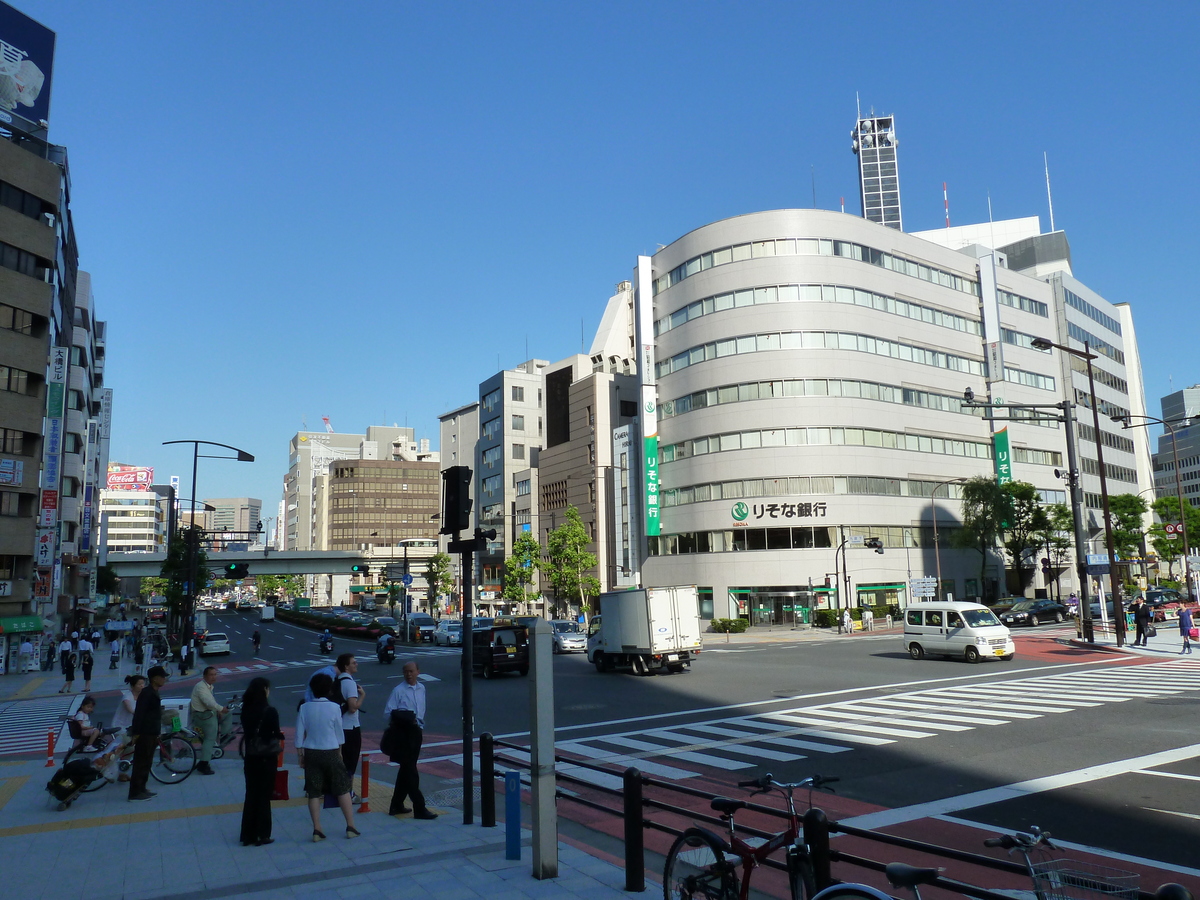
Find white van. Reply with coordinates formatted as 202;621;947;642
902;601;1015;663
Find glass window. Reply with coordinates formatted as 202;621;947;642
511;414;525;431
512;443;525;460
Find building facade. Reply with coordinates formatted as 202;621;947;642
1152;387;1200;509
203;497;262;537
633;208;1148;623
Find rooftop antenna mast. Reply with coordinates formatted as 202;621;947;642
1044;151;1056;232
943;182;950;229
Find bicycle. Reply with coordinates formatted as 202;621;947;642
663;772;839;900
61;728;197;792
176;696;245;760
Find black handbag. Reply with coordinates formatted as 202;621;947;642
244;713;282;758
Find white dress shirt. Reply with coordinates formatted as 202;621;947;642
295;698;345;750
384;680;426;730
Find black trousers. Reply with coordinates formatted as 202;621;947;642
389;726;426;814
1135;622;1148;644
128;733;157;797
240;756;276;843
341;726;362;780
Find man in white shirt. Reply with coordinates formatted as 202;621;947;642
334;654;365;792
18;637;32;673
383;660;436;819
190;666;231;775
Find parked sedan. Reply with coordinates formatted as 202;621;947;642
550;620;586;653
199;632;232;655
372;616;399;635
1000;598;1069;627
1139;589;1184;609
433;620;462;646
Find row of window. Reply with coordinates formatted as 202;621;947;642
1076;422;1136;455
1068;322;1124;365
0;240;47;280
330;497;435;509
1000;328;1053;354
0;179;49;221
1156;454;1200;472
0;491;32;516
332;467;437;480
1004;366;1057;391
482;474;502;497
655;282;981;339
660;474;1066;509
0;428;27;455
998;289;1049;318
330;528;434;540
1070;355;1128;395
656;328;985;381
0;302;34;335
329;511;437;524
0;365;32;395
1074;389;1129;422
648;524;962;556
1080;456;1139;485
1064;288;1121;336
653;235;979;298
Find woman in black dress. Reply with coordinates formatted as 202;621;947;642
239;677;282;846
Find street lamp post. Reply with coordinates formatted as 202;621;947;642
1031;337;1124;646
931;477;967;599
162;440;254;669
1114;414;1193;597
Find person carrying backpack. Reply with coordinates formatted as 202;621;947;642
334;653;365;798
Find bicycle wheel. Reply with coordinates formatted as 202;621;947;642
788;846;818;900
664;828;739;900
151;735;197;784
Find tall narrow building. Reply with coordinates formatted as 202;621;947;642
851;113;902;230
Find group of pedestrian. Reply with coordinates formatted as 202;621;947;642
57;631;97;693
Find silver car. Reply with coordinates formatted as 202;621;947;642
434;620;462;646
550;620;586;653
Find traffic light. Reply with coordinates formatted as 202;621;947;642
441;465;472;534
1041;557;1052;578
224;563;249;579
350;562;370;576
865;537;884;554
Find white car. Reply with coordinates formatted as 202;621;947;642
434;620;462;646
551;620;587;653
199;633;232;656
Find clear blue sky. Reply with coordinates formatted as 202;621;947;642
18;0;1199;514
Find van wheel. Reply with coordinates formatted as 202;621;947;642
908;643;924;660
518;665;529;676
964;646;981;664
482;662;494;680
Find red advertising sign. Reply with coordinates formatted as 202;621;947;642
106;464;154;491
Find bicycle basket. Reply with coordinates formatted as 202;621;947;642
1032;860;1139;900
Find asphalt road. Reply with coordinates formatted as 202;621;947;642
94;610;1200;877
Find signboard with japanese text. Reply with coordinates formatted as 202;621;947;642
0;2;55;131
731;500;828;524
992;426;1012;484
0;457;22;485
38;488;56;527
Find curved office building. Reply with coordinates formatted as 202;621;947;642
634;209;1146;624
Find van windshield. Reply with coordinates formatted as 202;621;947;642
962;608;1001;628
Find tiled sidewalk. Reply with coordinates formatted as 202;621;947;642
0;753;632;900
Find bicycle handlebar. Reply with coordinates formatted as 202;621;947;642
984;830;1055;851
737;773;840;792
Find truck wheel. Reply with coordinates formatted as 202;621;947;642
593;652;606;673
482;662;494;680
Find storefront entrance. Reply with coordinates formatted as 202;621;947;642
731;587;815;627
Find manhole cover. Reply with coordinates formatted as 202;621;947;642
426;786;481;807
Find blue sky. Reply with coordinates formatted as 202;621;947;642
18;0;1199;515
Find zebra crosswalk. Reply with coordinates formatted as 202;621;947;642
0;694;81;755
215;646;459;675
549;659;1200;786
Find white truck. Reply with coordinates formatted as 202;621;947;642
259;605;276;622
586;585;703;675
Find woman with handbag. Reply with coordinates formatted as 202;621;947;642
1179;606;1195;655
240;677;283;846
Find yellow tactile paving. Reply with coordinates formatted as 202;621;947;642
0;796;309;837
0;776;28;811
13;677;47;698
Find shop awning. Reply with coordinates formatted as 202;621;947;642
856;583;907;592
0;615;43;634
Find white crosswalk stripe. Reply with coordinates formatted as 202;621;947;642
552;659;1200;781
0;695;81;755
217;647;460;675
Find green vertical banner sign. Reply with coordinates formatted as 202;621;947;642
643;399;660;536
993;426;1012;484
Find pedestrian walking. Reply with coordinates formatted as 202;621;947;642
133;639;145;673
382;660;437;819
1179;606;1195;655
58;634;77;693
109;635;121;670
1131;597;1153;647
334;654;365;798
42;635;55;671
251;630;261;656
77;634;95;691
18;636;32;673
190;666;231;775
295;672;360;841
842;609;853;635
128;666;169;802
240;677;282;846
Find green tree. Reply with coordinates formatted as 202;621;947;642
159;526;210;636
543;507;600;617
96;564;120;597
425;552;454;606
502;531;542;607
1108;493;1148;562
1000;481;1051;592
1036;503;1074;598
951;476;1009;599
1149;496;1200;579
139;576;168;600
255;574;283;599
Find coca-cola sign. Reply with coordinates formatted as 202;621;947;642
106;464;154;491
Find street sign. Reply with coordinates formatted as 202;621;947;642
849;536;864;546
909;577;937;599
1187;555;1200;565
401;573;413;587
1165;523;1182;535
1086;553;1120;566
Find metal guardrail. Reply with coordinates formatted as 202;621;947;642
479;734;1174;900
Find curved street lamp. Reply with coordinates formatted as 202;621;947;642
162;440;255;669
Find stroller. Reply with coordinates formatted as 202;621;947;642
46;739;124;810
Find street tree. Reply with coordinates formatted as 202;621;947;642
502;531;542;610
158;525;210;636
1108;493;1148;563
425;552;454;608
1149;496;1200;581
253;574;303;601
543;507;600;618
1036;503;1074;599
1000;481;1051;592
951;476;1010;599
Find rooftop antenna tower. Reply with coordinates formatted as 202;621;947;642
851;101;902;229
1044;151;1056;232
943;182;950;228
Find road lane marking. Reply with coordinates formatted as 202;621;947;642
1133;769;1200;783
841;742;1200;830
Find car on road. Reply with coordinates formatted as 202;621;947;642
199;632;231;656
237;599;254;610
903;601;1014;662
1138;588;1184;609
276;601;293;611
400;613;437;642
372;616;399;635
472;624;529;678
550;619;586;653
1000;598;1069;627
988;597;1027;615
433;620;462;646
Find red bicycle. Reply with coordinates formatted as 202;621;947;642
663;773;839;900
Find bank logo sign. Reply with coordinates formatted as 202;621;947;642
731;502;749;521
